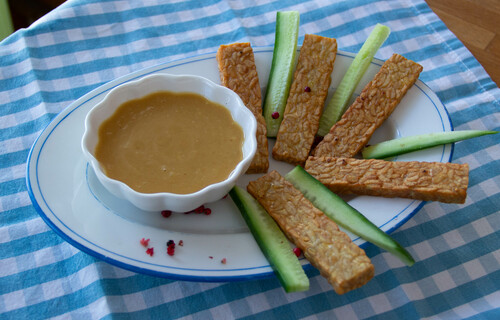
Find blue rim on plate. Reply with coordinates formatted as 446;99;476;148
26;47;453;282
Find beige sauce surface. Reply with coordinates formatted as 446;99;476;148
95;91;244;194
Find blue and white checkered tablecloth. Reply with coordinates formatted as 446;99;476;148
1;0;499;318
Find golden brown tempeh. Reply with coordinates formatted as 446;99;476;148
247;170;374;294
312;53;423;158
216;43;269;173
305;156;469;203
272;34;338;166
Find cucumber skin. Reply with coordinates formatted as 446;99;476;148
285;166;415;266
362;130;498;159
317;24;390;136
263;11;300;137
229;186;309;292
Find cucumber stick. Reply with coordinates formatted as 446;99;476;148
229;186;309;292
317;24;390;136
284;166;415;266
362;130;498;159
263;11;300;137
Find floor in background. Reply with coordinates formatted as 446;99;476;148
426;0;500;86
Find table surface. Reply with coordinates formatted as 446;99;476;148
1;0;499;319
9;0;500;86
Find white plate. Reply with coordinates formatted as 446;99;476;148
26;48;453;281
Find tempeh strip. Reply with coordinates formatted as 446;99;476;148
217;43;269;173
312;53;423;158
305;156;469;203
272;34;337;166
247;170;374;294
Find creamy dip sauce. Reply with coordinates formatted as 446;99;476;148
95;91;244;194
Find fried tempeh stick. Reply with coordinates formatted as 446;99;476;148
247;170;374;294
272;34;337;166
217;43;269;173
305;156;469;203
312;53;423;158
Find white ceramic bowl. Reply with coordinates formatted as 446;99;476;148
81;73;257;212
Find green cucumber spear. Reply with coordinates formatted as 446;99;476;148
317;24;390;136
263;11;300;137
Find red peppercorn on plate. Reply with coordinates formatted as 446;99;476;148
26;47;453;282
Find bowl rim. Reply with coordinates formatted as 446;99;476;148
81;73;257;211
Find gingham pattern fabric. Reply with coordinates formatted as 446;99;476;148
1;0;499;318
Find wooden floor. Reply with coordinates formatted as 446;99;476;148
425;0;500;86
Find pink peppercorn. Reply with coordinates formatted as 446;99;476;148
140;238;150;247
161;210;172;218
271;111;279;119
167;246;175;256
166;240;175;256
204;208;212;215
146;247;154;256
194;205;205;214
293;247;302;257
221;258;227;264
304;86;311;92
